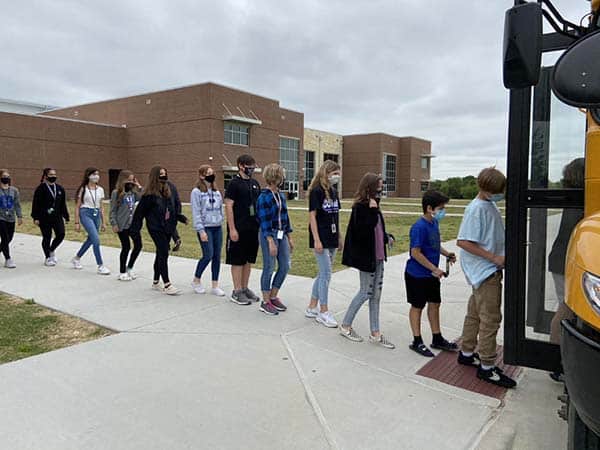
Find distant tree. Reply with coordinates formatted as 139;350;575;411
428;175;479;199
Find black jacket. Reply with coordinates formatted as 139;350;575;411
130;193;185;235
31;183;70;223
342;202;389;273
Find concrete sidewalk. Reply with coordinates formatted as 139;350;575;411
0;233;566;449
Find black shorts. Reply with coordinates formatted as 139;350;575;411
226;228;259;266
404;271;441;309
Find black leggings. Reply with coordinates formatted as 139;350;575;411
150;230;171;284
117;229;143;274
0;220;15;260
39;220;65;258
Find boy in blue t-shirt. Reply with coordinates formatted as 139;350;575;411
405;190;458;357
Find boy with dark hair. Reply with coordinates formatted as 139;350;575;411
405;190;458;357
456;167;517;388
224;154;262;305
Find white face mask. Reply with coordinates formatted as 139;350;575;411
89;174;100;183
328;175;341;185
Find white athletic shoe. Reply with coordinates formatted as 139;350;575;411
211;287;226;297
163;284;181;295
49;252;57;264
97;265;111;275
316;311;338;328
127;269;137;280
152;282;161;291
45;257;56;267
4;258;16;269
305;307;319;319
191;282;206;294
71;257;83;270
118;273;133;281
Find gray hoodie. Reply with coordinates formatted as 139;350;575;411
191;187;224;232
110;190;141;231
0;186;22;222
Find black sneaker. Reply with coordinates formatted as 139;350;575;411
409;343;435;357
549;371;564;383
457;352;481;367
431;338;459;352
477;366;517;388
172;239;182;252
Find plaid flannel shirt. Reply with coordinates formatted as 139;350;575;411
256;189;293;239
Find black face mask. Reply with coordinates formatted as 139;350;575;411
243;167;255;177
159;175;168;182
47;176;57;183
205;174;216;183
0;177;10;185
375;189;383;198
124;182;134;192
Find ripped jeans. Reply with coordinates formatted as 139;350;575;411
342;260;384;333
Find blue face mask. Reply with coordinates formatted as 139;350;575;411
433;208;446;221
489;193;505;203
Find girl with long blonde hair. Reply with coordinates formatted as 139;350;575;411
305;160;342;327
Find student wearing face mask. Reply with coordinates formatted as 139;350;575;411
456;167;516;389
72;168;110;275
305;160;343;328
110;170;143;281
339;173;395;349
32;168;70;266
190;165;226;296
131;166;187;295
224;154;262;305
405;190;458;357
0;169;23;269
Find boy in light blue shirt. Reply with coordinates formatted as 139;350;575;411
456;167;517;389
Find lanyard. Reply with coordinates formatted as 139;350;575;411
46;183;57;199
124;193;135;216
87;186;98;208
271;189;282;230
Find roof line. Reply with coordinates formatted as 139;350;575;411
0;111;125;128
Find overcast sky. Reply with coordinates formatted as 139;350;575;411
1;0;592;179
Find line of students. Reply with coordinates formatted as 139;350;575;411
2;159;515;388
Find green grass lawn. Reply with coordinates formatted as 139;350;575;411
16;201;462;278
0;294;113;364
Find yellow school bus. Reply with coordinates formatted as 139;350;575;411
503;1;600;448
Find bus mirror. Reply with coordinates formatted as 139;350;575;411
503;3;542;89
552;30;600;108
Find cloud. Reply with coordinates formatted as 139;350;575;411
0;0;592;180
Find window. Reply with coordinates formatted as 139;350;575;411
279;137;300;191
223;173;235;190
324;153;339;163
421;156;430;170
224;122;249;146
383;154;396;193
304;150;315;189
420;182;430;192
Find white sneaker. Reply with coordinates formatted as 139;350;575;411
211;287;226;297
50;252;57;264
163;284;181;295
305;307;319;319
71;257;83;270
191;282;206;294
44;257;56;267
4;258;16;269
152;282;161;291
316;311;338;328
369;334;396;349
127;269;137;280
118;273;132;281
97;265;111;275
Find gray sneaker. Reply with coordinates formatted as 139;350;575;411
244;288;260;302
340;326;363;342
230;289;252;306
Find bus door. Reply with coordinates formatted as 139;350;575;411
504;45;586;371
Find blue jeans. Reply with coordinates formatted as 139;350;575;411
194;226;223;281
342;261;384;333
77;208;103;265
311;248;336;306
260;234;290;293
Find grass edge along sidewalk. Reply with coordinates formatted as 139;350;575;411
0;293;114;365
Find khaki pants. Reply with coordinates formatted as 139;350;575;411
461;272;503;366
